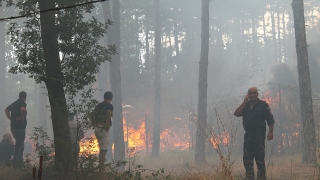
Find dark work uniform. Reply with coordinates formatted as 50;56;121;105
6;99;27;168
0;140;14;164
235;99;275;180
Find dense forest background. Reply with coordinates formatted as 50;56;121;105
0;0;320;160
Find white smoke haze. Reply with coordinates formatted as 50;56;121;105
0;0;320;179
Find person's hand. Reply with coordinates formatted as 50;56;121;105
16;116;24;121
244;95;250;103
267;132;273;141
9;138;14;145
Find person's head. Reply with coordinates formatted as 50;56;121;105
247;87;259;101
3;133;13;143
19;91;27;101
104;91;113;102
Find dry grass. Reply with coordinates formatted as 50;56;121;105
0;152;319;179
0;165;31;180
134;151;318;180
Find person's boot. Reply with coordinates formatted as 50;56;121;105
257;170;266;180
244;171;254;180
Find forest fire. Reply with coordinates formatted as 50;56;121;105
80;136;99;155
262;91;280;107
79;113;237;154
123;118;146;150
210;132;230;149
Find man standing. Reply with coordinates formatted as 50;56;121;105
5;91;27;168
93;91;113;167
234;87;275;180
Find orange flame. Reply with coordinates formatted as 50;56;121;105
80;117;230;154
124;118;147;150
263;91;280;106
210;132;230;149
80;136;100;155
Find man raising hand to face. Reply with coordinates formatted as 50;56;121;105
234;87;275;180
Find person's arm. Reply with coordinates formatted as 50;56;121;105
16;107;26;121
265;103;275;141
267;123;274;141
5;108;11;120
234;95;249;117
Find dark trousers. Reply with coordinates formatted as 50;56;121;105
243;129;266;180
11;128;26;168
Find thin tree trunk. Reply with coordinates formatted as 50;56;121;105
152;0;161;157
271;11;278;63
292;0;316;163
101;23;113;159
282;10;287;62
38;0;72;172
195;0;210;165
174;20;179;57
102;0;125;163
37;82;48;128
262;11;270;79
277;5;282;62
168;32;173;76
263;13;267;44
145;113;148;153
145;18;150;72
252;18;258;65
0;6;6;137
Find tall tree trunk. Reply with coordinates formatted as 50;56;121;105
195;0;210;165
262;11;270;77
37;83;48;128
251;18;258;65
271;11;278;63
97;66;103;97
0;6;7;137
152;0;161;157
102;0;125;163
102;29;113;160
292;0;316;163
277;5;282;62
145;17;150;72
282;10;287;62
262;13;267;44
38;0;72;172
174;20;179;58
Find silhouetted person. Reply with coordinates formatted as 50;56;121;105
234;87;275;180
92;91;113;167
0;133;14;164
69;115;84;165
5;91;27;169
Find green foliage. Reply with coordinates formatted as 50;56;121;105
29;126;55;165
7;0;115;94
27;126;171;180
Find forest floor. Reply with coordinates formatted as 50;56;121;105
133;151;319;180
0;151;318;179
